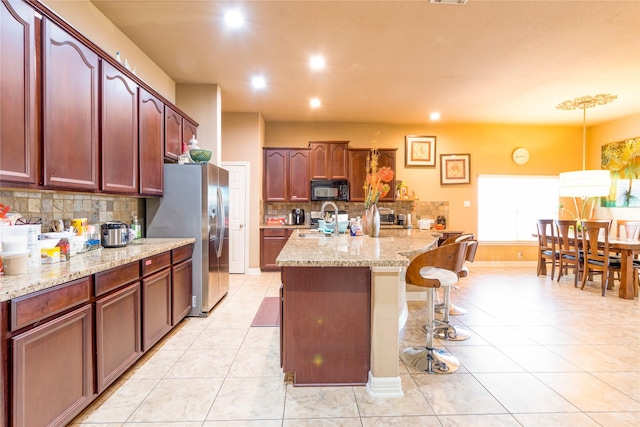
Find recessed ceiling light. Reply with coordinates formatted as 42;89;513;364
310;55;326;71
430;112;441;120
224;10;245;28
310;98;321;108
251;76;266;89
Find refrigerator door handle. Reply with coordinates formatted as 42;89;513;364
216;186;225;258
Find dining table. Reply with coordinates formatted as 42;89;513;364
607;237;640;300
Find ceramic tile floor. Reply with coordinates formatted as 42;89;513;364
71;266;640;427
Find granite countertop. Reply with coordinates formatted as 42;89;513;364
276;229;438;268
0;238;195;302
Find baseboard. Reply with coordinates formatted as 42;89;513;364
246;267;262;275
366;372;403;398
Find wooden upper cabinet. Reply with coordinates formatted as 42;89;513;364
138;88;164;196
164;105;182;161
182;118;198;148
309;141;349;180
263;148;310;202
42;18;99;191
348;149;396;202
288;149;310;201
347;149;369;202
263;149;287;202
101;62;138;194
0;0;37;185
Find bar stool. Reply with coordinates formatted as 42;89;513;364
401;241;469;373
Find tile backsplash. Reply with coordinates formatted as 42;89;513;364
0;190;144;232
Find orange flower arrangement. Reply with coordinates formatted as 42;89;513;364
364;148;394;209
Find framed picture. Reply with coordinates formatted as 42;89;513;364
405;135;436;167
440;154;470;185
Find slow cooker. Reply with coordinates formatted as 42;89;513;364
101;221;129;248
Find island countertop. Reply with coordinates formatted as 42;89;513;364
0;238;195;302
276;229;438;268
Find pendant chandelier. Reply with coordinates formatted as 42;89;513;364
556;94;616;199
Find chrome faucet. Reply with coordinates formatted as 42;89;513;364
320;201;339;236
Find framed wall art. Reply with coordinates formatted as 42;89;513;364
601;137;640;207
405;135;436;167
440;153;470;185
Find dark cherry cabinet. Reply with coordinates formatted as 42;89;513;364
141;253;172;351
260;228;293;271
0;0;37;185
281;267;371;385
182;118;198;147
171;258;193;324
42;18;99;191
309;141;349;180
101;62;139;194
164;105;182;161
139;88;164;196
12;304;94;427
348;149;396;202
263;148;310;202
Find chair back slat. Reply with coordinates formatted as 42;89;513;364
555;219;579;255
536;219;555;252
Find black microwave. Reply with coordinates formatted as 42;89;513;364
311;180;349;201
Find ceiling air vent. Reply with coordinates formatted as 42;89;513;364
430;0;468;4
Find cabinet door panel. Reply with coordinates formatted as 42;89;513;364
171;259;192;325
347;150;369;202
288;149;310;201
142;268;171;351
95;282;142;393
12;304;93;427
263;149;287;202
164;105;182;161
139;88;164;196
377;150;396;202
0;0;36;184
309;143;328;180
43;19;99;190
329;143;348;180
101;62;138;194
182;118;197;147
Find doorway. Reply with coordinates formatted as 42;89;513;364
222;162;248;274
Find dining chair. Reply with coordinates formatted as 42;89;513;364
536;219;559;280
555;219;581;287
401;240;469;373
581;219;621;296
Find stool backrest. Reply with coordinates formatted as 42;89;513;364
405;241;469;288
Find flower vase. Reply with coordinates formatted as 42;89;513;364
365;204;380;237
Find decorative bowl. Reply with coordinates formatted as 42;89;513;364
189;149;212;162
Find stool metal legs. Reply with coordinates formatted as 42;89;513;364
433;286;471;341
401;288;461;374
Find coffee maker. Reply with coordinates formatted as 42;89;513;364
292;208;305;225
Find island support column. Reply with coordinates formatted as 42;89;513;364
367;266;404;398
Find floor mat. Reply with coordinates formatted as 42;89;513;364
250;296;280;327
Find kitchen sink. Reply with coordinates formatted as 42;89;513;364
298;232;333;238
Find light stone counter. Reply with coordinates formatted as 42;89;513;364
276;228;438;398
0;238;195;302
276;228;438;267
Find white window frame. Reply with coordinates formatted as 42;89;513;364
478;174;560;242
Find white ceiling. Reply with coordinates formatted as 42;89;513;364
90;0;640;126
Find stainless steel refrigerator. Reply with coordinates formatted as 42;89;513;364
146;163;229;317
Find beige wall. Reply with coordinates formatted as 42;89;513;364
42;0;176;101
176;84;222;165
222;113;265;270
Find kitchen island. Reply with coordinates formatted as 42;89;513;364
276;229;437;397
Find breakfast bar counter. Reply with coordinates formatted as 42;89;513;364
276;229;437;397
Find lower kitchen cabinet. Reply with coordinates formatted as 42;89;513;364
172;258;193;324
95;282;142;393
12;304;94;427
260;228;293;271
142;267;172;351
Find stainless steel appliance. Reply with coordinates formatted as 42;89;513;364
378;208;395;224
100;221;129;248
146;163;229;317
292;208;305;225
310;179;349;201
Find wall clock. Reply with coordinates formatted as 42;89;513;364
512;147;529;165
